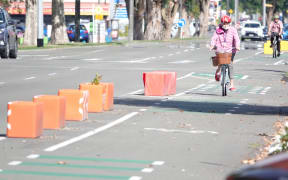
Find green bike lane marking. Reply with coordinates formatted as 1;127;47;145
0;170;133;180
19;162;144;171
38;155;155;164
191;73;245;80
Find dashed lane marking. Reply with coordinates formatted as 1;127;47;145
44;112;139;152
24;76;36;80
274;60;284;65
0;169;140;180
260;87;271;95
144;128;218;135
241;75;249;80
48;73;57;76
168;60;195;64
0;137;6;141
70;67;79;71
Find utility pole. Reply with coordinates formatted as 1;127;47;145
128;0;134;42
226;0;230;15
75;0;81;42
234;0;238;24
178;0;183;38
37;0;44;47
263;0;266;27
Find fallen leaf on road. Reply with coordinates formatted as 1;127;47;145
57;161;67;165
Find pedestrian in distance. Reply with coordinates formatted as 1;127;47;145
268;15;283;57
210;15;240;91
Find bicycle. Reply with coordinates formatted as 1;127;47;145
271;32;280;58
212;53;232;96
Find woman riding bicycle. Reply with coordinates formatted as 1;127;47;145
210;15;240;91
268;15;283;57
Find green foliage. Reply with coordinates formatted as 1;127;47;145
185;0;200;18
239;0;262;14
0;0;10;8
91;73;102;85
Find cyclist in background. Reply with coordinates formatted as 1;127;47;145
268;15;283;57
210;15;240;91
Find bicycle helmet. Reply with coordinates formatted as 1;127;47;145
221;15;231;24
274;15;280;19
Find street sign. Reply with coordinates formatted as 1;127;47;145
229;9;233;14
178;19;186;27
265;3;273;7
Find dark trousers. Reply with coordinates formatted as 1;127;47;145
270;35;281;53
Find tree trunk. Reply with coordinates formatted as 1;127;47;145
144;0;163;40
133;0;145;40
181;9;191;38
198;0;209;37
144;0;178;40
75;0;80;42
24;0;37;46
50;0;69;44
161;1;178;39
266;0;277;28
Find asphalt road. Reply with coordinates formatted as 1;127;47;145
0;40;287;180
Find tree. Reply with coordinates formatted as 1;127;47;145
50;0;69;44
23;0;38;46
0;0;10;8
198;0;209;37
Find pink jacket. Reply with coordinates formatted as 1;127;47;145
210;26;240;53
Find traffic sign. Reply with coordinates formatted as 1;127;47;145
178;19;186;27
229;9;233;14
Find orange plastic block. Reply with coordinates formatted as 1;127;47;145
7;101;43;138
58;89;89;121
143;71;177;96
100;83;114;111
79;83;103;113
33;95;66;129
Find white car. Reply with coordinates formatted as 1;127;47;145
241;21;264;41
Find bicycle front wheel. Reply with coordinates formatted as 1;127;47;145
221;66;227;96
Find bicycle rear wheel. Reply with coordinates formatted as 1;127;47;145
221;66;227;96
273;45;277;58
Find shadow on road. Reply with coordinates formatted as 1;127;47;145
115;98;288;116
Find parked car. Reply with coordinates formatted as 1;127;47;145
67;24;89;43
241;21;264;41
283;24;288;40
0;7;18;58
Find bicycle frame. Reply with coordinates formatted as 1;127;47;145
271;34;279;58
220;64;230;96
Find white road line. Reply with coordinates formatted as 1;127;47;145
0;137;6;141
234;57;248;63
26;154;40;159
82;58;102;61
144;128;219;134
48;73;57;76
139;109;147;112
20;55;49;57
184;49;189;52
225;113;232;115
70;67;79;71
141;168;154;173
260;87;271;95
24;76;36;80
274;60;284;65
152;161;165;166
0;82;5;85
177;72;195;80
168;54;174;56
233;107;240;109
129;176;142;180
248;87;263;94
44;112;139;152
8;161;22;166
241;75;249;80
255;51;264;55
128;89;144;95
168;60;194;64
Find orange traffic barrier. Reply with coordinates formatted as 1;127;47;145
100;83;114;111
58;89;89;121
79;83;103;113
33;95;66;129
7;101;43;138
143;71;176;96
